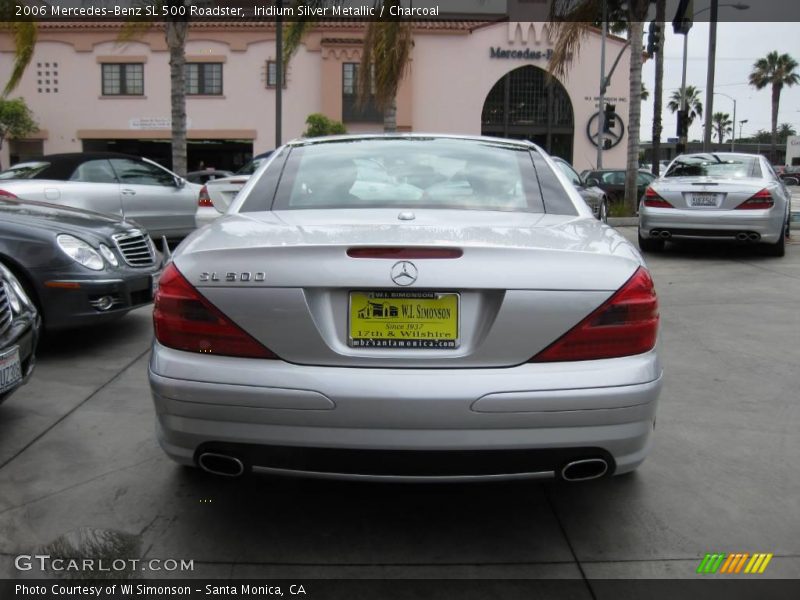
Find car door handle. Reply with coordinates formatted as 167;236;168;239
121;189;137;195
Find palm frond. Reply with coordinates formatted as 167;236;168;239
546;0;602;79
358;1;412;110
283;2;317;71
2;22;36;96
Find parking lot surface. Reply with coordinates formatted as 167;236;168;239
1;228;799;592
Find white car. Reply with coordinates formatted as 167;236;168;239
196;151;274;228
0;152;200;242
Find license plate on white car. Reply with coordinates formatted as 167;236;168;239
0;346;22;394
690;193;719;207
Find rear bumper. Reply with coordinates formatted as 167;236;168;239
639;206;785;242
149;343;663;481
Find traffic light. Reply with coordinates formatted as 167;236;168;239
647;21;662;57
603;103;616;133
672;0;694;35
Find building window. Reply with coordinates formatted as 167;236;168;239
342;63;382;123
102;63;144;96
266;60;279;88
186;63;223;95
38;64;59;94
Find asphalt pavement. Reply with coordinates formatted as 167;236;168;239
1;229;799;595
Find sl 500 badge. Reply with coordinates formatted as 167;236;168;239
199;272;266;283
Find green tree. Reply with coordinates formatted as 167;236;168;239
303;113;347;137
712;112;732;144
0;97;38;167
777;123;797;142
748;51;800;161
667;85;703;128
120;2;190;175
547;0;650;213
283;1;412;133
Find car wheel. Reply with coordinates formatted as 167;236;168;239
638;231;664;253
764;219;787;257
599;199;609;224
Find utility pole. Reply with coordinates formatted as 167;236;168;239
596;0;607;169
702;0;718;151
275;0;283;148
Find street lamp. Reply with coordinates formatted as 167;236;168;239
676;3;748;153
739;119;748;143
714;92;737;152
702;2;750;151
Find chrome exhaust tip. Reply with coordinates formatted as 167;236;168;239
748;232;760;241
736;232;749;241
561;458;609;482
660;230;672;239
197;452;245;477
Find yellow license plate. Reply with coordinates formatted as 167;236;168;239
349;291;459;349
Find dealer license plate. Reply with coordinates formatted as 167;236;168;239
0;346;22;394
690;193;719;207
349;291;459;349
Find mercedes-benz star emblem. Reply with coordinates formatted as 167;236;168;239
390;261;418;286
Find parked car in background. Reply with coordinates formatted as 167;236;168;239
196;151;274;228
151;134;662;481
551;157;609;222
0;262;39;405
778;165;799;185
0;197;162;330
0;152;201;242
639;152;791;256
185;169;234;185
583;169;656;203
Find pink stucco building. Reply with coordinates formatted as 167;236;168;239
0;20;630;173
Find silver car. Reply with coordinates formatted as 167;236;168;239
150;135;663;482
639;152;791;256
0;152;201;241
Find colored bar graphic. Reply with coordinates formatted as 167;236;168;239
698;552;773;574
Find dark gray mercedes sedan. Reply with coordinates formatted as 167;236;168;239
0;197;162;330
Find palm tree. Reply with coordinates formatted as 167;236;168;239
120;4;189;176
0;20;37;97
748;51;800;161
712;112;732;144
651;0;666;177
548;0;650;214
667;86;703;128
283;1;412;133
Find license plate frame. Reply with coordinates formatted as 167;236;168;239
0;346;22;394
690;192;720;207
348;291;460;349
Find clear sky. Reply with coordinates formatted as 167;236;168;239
640;21;800;143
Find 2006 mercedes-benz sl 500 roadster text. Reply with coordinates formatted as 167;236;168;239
149;135;663;482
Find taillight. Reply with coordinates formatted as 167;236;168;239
0;189;18;198
198;185;213;207
736;188;774;210
153;263;277;359
530;267;659;362
643;187;673;208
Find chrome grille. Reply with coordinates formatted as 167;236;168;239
112;230;156;267
0;281;11;335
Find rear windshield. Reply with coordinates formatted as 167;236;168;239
664;155;762;179
270;138;547;213
0;162;49;180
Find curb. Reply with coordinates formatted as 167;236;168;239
608;217;638;227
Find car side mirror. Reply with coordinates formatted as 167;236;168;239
174;176;186;189
585;178;600;187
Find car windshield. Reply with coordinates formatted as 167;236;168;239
271;138;545;213
664;154;762;179
0;162;49;180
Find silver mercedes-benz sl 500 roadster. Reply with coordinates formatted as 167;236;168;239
149;135;663;482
